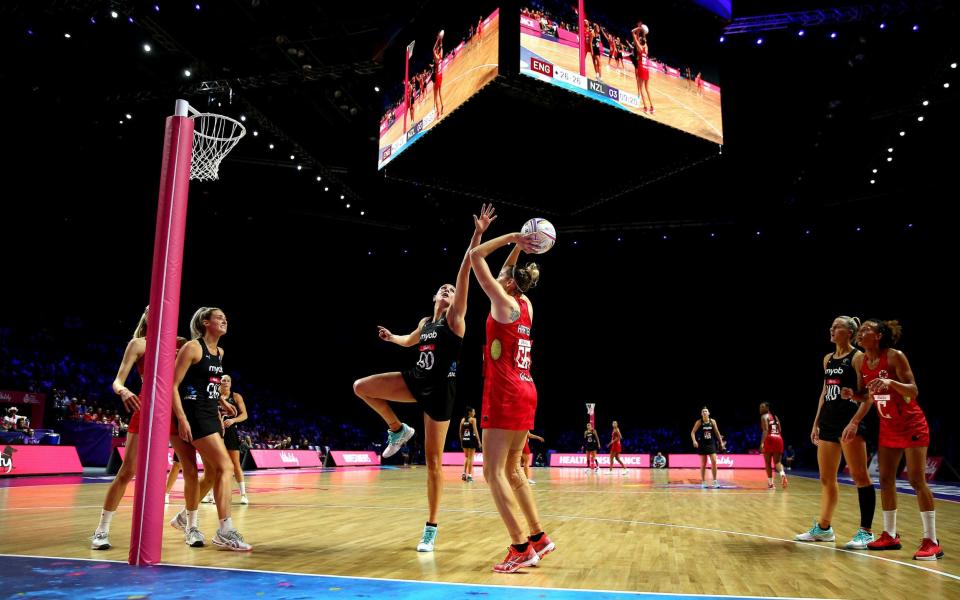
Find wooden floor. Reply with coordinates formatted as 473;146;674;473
1;466;957;598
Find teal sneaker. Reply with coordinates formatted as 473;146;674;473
844;527;875;549
795;520;836;542
382;423;415;458
417;524;438;552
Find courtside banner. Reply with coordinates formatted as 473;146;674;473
442;451;484;466
117;446;204;471
0;445;83;476
249;449;323;469
550;453;650;468
901;456;943;482
668;454;766;469
328;451;381;466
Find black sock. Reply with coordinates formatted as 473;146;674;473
858;485;876;530
512;542;530;552
529;531;544;542
426;522;437;528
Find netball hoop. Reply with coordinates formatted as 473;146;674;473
187;104;246;181
130;99;246;568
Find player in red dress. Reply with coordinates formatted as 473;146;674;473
521;431;545;484
855;320;943;560
432;31;445;117
469;229;554;573
759;402;787;489
91;307;187;550
631;22;654;113
608;421;627;473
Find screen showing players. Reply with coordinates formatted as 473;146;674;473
520;1;723;144
378;9;500;169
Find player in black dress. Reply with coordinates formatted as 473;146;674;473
691;407;725;488
353;204;496;552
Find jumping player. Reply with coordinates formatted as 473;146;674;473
353;204;495;552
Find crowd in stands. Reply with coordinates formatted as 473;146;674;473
3;322;796;467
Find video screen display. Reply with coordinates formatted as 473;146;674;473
519;1;723;144
377;9;500;170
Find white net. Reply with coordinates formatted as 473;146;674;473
585;403;595;415
189;109;246;181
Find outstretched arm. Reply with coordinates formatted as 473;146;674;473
469;232;540;323
378;318;429;347
447;204;496;335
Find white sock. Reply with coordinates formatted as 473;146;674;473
97;510;115;534
239;482;246;495
920;511;936;542
768;477;774;485
779;468;785;476
187;509;199;529
883;510;897;537
219;516;233;534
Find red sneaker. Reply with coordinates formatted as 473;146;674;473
867;531;902;551
913;538;944;561
529;532;556;561
493;545;539;573
767;483;775;490
780;473;788;489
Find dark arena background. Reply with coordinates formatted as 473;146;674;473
1;1;959;598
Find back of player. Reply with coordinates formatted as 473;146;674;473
760;402;787;489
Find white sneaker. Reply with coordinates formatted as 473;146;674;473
185;526;205;547
240;494;249;505
712;480;720;488
795;520;836;542
213;528;253;552
417;524;438;552
90;531;111;550
169;509;188;532
382;423;415;458
845;527;875;549
201;490;215;504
